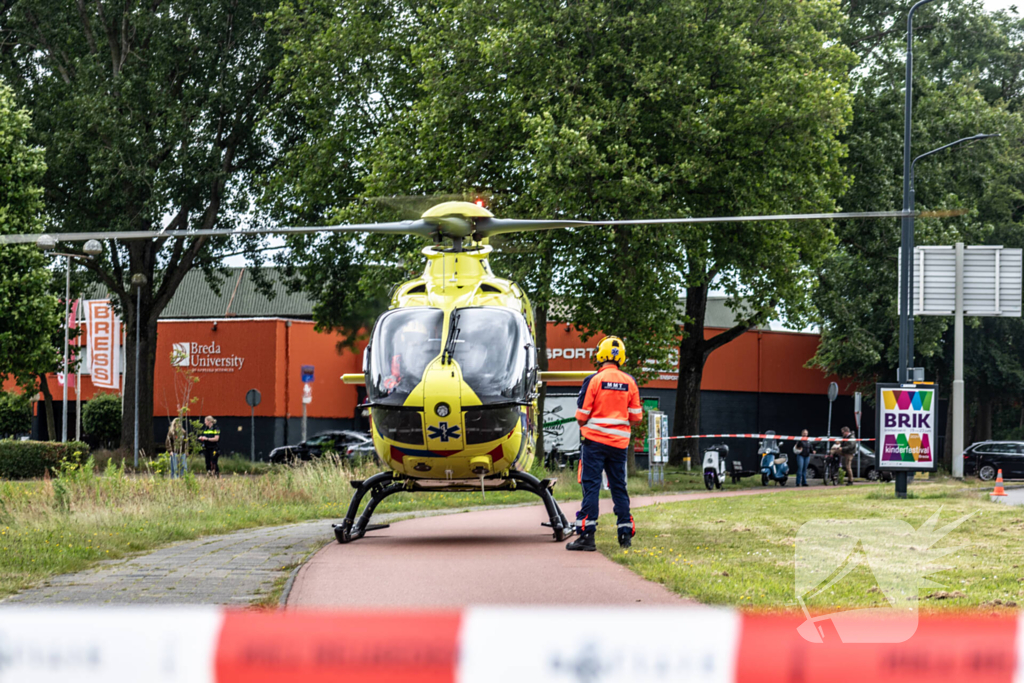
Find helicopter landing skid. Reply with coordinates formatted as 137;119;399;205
332;470;572;543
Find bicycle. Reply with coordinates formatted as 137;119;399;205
822;453;840;486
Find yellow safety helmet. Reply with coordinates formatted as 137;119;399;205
595;336;626;365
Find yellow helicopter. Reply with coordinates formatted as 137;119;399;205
336;200;593;543
3;200;910;543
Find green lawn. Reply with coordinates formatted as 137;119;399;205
597;477;1022;612
0;459;726;600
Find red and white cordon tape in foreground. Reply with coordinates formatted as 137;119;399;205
0;607;1021;682
664;433;874;442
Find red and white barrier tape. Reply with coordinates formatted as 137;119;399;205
660;433;874;442
0;607;1019;682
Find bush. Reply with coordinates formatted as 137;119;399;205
0;391;32;438
0;440;90;479
83;393;122;448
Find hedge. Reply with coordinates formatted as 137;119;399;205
0;440;91;479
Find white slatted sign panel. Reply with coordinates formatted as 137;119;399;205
898;246;1022;317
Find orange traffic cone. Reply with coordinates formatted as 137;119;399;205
992;469;1008;497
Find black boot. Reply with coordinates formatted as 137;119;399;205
618;527;632;549
566;531;596;552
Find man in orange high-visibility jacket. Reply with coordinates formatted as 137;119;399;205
566;336;642;551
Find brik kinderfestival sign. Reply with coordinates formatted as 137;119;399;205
876;383;937;472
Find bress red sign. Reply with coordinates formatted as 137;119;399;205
86;300;121;389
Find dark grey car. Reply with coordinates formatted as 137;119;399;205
961;441;1024;480
269;430;375;464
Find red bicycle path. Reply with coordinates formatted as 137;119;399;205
286;486;794;608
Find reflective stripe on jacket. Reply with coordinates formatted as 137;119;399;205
575;365;642;448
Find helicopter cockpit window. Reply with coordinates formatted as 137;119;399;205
450;307;533;404
368;308;444;405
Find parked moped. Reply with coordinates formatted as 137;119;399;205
759;431;789;486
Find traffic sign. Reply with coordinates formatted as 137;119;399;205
302;383;312;404
301;365;315;383
245;389;261;408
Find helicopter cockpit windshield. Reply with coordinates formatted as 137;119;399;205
368;308;444;406
449;307;535;404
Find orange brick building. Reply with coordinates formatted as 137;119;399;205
24;269;864;460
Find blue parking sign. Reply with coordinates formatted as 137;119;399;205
301;365;314;383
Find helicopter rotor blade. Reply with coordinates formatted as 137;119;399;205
0;219;438;246
0;208;963;246
471;210;916;238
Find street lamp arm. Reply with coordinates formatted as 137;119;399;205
912;134;1001;173
908;0;939;28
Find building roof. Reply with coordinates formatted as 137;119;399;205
160;268;313;319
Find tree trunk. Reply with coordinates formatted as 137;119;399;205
121;297;159;461
673;346;705;467
535;305;548;464
672;284;709;466
36;373;56;441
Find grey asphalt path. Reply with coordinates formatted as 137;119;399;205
287;487;782;609
993;487;1024;505
1;508;490;606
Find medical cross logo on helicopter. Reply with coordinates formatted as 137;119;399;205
3;200;912;544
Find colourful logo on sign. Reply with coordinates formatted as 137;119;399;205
882;390;932;412
881;390;933;463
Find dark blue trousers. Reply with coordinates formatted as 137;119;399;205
578;439;631;532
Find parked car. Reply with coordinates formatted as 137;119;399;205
961;441;1024;480
807;443;891;482
269;430;376;464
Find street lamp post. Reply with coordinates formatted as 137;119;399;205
35;236;102;442
898;0;938;386
131;273;147;469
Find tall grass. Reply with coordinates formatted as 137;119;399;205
0;456;379;599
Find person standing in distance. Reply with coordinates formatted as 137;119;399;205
566;336;642;552
839;425;857;485
198;416;221;476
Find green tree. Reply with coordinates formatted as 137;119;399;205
0;0;288;456
0;77;62;438
269;0;856;467
811;0;1024;460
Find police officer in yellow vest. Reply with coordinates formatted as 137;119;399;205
198;416;220;476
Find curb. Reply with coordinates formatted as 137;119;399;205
277;562;305;609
